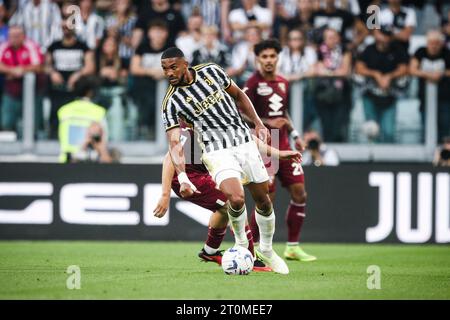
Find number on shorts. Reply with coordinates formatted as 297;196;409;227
291;162;303;176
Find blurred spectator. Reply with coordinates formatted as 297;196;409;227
75;121;113;162
278;28;317;81
275;0;298;23
441;8;450;49
191;25;231;67
228;24;262;87
185;0;232;43
0;4;8;108
46;12;95;138
301;129;340;166
433;136;450;167
330;0;360;17
175;11;203;63
0;4;8;43
8;0;61;52
97;36;125;86
133;0;186;48
314;28;352;142
130;19;168;139
228;0;272;42
0;25;44;134
355;27;409;143
378;0;416;53
105;0;137;69
279;0;316;45
410;30;450;143
57;75;111;163
278;28;318;132
311;0;358;47
75;0;106;50
97;35;129;141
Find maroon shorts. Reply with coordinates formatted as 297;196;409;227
267;157;305;194
172;173;227;212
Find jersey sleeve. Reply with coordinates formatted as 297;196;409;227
162;99;179;132
212;64;232;89
243;76;257;104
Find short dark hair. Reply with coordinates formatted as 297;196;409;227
161;47;185;60
147;18;169;31
73;75;100;97
254;39;282;56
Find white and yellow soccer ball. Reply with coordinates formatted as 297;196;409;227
221;246;254;275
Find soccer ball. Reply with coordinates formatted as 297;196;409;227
221;246;254;275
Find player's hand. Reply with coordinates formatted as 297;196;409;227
255;123;270;144
294;137;305;152
180;182;200;198
153;195;170;218
265;117;288;129
279;150;302;162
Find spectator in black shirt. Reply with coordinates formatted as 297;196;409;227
46;13;95;138
441;9;450;49
410;30;450;143
130;19;169;139
132;0;186;48
279;0;316;46
311;0;358;47
355;27;409;143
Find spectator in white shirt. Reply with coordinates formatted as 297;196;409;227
278;28;317;82
175;12;203;63
228;0;272;42
227;24;262;86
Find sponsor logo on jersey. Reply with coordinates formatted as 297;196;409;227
257;83;273;96
268;93;283;116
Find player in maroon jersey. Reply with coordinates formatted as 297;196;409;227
243;39;316;262
153;120;301;271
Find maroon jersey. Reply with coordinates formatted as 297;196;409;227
244;72;290;149
172;121;209;185
171;122;227;212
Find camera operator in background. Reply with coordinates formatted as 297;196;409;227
57;75;112;163
301;129;340;166
76;121;113;163
433;136;450;167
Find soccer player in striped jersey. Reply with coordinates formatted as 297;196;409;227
153;120;302;271
160;47;289;274
243;39;316;262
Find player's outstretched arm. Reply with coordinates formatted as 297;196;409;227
226;82;270;143
252;134;302;162
166;127;199;198
154;152;175;218
285;112;305;152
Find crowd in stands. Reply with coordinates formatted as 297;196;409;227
0;0;449;146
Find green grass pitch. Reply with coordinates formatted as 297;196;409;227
0;241;449;299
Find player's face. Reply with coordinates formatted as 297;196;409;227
161;57;188;85
257;48;279;74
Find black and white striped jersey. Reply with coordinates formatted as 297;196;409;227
162;63;252;153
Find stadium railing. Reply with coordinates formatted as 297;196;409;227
289;76;438;162
0;73;441;162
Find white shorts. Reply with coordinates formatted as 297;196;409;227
201;141;269;188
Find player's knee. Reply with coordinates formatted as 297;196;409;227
255;197;272;215
292;190;307;204
228;193;245;211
